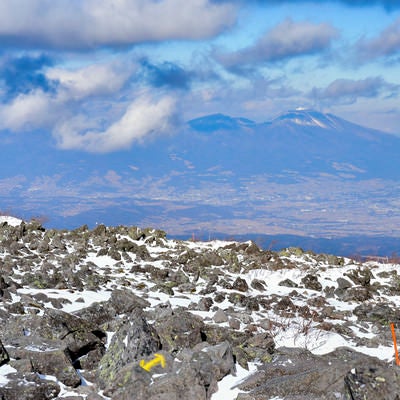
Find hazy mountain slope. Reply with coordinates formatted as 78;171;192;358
2;109;400;251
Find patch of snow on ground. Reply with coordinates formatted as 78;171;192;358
0;364;16;386
211;362;260;400
0;216;23;226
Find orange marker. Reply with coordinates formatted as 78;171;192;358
390;322;400;366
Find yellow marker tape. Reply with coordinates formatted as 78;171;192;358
140;353;166;372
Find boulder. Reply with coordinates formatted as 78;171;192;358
153;308;205;353
0;372;60;400
344;364;400;400
6;336;80;387
235;346;394;399
301;274;322;291
96;310;161;390
105;342;235;400
0;338;9;366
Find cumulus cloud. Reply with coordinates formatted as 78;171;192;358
0;0;236;50
46;62;133;100
215;18;338;71
311;77;397;105
0;60;135;132
356;17;400;61
0;89;56;131
54;94;178;152
0;59;179;153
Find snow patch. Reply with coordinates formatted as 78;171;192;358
0;216;23;226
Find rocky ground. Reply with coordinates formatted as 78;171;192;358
1;217;400;399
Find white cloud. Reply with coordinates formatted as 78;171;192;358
356;17;400;60
0;60;178;153
216;18;338;69
0;0;236;49
47;61;133;100
0;90;55;131
54;94;177;152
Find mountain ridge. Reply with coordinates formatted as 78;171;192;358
2;108;400;250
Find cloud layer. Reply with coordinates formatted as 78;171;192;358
356;17;400;60
54;94;177;152
216;19;338;71
0;0;399;152
0;0;236;49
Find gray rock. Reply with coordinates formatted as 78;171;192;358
301;274;322;291
232;277;249;292
198;297;213;311
235;346;393;400
185;341;236;398
0;338;9;366
279;278;299;288
213;309;229;323
0;372;60;400
344;364;400;400
6;336;80;387
250;279;266;291
97;310;161;390
110;288;151;313
154;308;205;353
345;267;374;287
109;342;236;400
353;302;400;325
337;277;353;289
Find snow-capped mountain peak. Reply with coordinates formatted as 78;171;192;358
273;109;339;129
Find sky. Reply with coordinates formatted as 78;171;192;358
0;0;399;154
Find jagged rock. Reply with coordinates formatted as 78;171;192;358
8;338;80;387
0;372;60;400
353;302;400;325
337;277;353;289
2;221;400;399
232;277;249;292
198;297;213;311
250;279;266;291
279;278;299;287
0;308;106;371
341;286;372;302
0;338;9;366
235;347;391;400
344;364;400;400
96;310;161;390
213;309;229;323
106;342;235;400
109;288;150;314
154;308;205;353
301;274;322;291
345;266;374;287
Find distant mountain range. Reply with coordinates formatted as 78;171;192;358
2;108;400;256
186;109;400;179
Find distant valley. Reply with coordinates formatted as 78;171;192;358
2;109;400;256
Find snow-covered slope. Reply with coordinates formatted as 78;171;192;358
0;216;22;227
0;221;399;399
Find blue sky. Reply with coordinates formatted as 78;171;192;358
0;0;399;153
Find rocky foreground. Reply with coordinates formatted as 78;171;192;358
1;218;400;399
